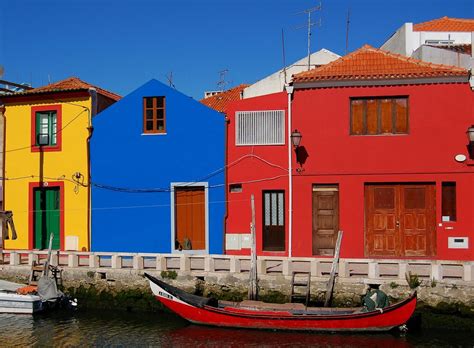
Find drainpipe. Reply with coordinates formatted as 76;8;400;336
0;104;5;257
285;85;294;258
87;88;97;251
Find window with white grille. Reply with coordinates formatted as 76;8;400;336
235;110;285;145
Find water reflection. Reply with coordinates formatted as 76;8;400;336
0;311;472;347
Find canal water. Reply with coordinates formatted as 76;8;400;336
0;310;473;347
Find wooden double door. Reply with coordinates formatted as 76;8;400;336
365;184;436;257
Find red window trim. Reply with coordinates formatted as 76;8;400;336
31;104;62;152
28;181;65;250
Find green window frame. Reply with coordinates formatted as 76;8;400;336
36;111;57;146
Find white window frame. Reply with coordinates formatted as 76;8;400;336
235;110;285;146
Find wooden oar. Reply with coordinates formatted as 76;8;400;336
324;230;343;307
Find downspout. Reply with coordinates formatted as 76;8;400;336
87;88;97;251
223;113;229;254
285;85;294;257
0;104;5;256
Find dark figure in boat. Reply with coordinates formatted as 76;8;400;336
362;283;390;312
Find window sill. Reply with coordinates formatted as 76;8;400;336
141;133;167;136
466;159;474;166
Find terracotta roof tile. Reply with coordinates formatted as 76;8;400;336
200;84;249;113
413;16;474;32
292;45;469;83
8;77;121;101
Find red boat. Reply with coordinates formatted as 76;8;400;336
145;273;417;332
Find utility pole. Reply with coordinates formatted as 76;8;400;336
296;3;322;71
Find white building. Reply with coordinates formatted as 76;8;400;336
381;17;474;70
242;49;340;99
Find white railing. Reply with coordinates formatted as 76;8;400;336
1;250;472;283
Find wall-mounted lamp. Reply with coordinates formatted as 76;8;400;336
467;125;474;159
290;129;302;148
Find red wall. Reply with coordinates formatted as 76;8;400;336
225;83;474;261
225;92;289;256
291;83;474;260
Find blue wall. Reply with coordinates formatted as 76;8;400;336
91;79;225;253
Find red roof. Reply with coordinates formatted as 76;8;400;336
200;84;249;113
7;77;121;101
292;45;469;83
413;17;474;32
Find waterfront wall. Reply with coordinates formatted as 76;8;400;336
1;250;473;311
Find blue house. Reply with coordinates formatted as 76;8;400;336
91;79;225;254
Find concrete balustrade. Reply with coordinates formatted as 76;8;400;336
1;249;472;284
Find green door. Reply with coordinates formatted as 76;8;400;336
34;187;60;250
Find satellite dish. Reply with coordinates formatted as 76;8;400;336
0;65;4;78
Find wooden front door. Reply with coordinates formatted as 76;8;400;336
365;184;436;257
175;186;205;250
34;187;60;250
262;191;285;251
312;185;339;256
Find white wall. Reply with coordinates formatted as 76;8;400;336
412;45;472;69
242;49;340;99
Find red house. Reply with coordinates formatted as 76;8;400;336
225;45;474;261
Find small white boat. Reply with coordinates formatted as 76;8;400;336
0;292;44;314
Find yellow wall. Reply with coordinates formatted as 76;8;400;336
4;97;91;251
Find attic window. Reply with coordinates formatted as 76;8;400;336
143;97;166;134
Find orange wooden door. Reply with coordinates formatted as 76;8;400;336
175;187;205;250
365;184;436;257
312;186;339;256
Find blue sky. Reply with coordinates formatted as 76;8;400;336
1;0;472;99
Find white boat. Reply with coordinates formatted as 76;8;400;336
0;291;44;314
0;280;44;314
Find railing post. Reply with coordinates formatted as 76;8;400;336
89;253;99;268
398;261;408;280
431;262;441;281
338;259;348;279
368;261;379;279
9;252;20;266
230;257;241;273
156;255;166;271
204;256;215;272
28;252;38;266
257;258;267;275
68;254;79;268
463;263;472;282
283;259;292;276
310;260;319;277
180;255;190;272
133;255;144;270
50;252;59;267
111;255;121;269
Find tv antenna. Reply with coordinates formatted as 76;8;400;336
345;8;351;54
296;2;322;71
217;69;230;91
281;29;287;85
166;71;176;89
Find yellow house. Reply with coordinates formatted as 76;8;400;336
1;77;120;251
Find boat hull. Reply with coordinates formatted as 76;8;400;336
0;292;44;314
146;274;417;332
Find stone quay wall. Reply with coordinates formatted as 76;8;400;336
1;250;473;312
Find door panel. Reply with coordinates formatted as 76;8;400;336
175;187;205;250
34;187;60;250
312;186;339;256
365;184;436;257
263;191;285;251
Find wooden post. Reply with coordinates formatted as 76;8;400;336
324;230;343;307
248;194;258;300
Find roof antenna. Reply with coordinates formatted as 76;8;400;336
281;28;287;85
345;8;351;54
296;2;322;71
217;69;230;91
47;74;52;85
166;71;176;89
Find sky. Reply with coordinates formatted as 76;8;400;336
0;0;473;100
